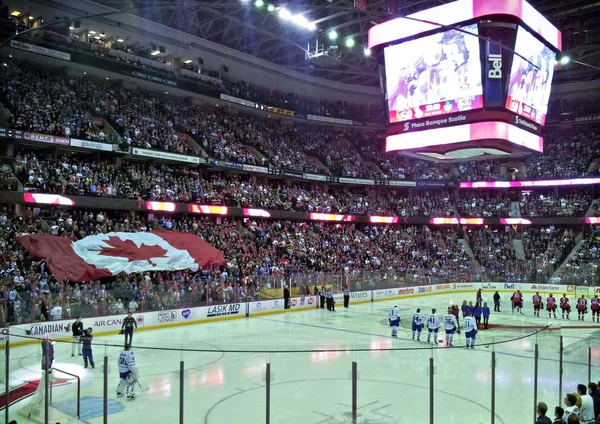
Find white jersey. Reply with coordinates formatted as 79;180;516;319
388;307;401;321
463;316;477;333
443;314;458;331
118;350;137;374
426;314;439;329
411;312;424;326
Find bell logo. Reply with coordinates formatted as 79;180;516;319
488;54;502;79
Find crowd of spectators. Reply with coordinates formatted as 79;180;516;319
562;227;600;285
536;382;600;424
455;192;513;217
520;191;594;217
524;129;600;180
7;26;384;124
0;205;595;326
5;56;600;183
7;150;600;218
0;205;484;324
468;228;519;280
522;227;577;282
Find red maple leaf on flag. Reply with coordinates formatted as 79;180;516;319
91;236;168;267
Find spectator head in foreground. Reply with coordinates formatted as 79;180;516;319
567;414;580;424
537;402;548;417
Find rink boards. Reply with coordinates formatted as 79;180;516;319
3;281;594;347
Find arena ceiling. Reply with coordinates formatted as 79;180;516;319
93;0;600;86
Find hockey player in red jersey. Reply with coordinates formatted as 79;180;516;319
512;290;523;314
532;291;542;318
546;294;557;319
591;294;600;323
577;295;588;321
560;294;570;320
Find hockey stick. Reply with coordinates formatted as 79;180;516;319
479;334;490;348
136;379;149;392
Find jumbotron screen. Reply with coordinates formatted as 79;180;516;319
505;26;556;125
384;23;483;124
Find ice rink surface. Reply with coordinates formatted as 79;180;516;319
5;292;600;424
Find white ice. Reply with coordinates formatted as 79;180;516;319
4;292;600;424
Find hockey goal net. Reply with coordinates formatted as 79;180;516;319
18;368;81;423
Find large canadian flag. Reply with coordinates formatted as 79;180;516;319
19;231;226;282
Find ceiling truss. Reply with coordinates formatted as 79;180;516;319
92;0;600;86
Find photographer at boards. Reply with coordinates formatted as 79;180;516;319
80;328;95;369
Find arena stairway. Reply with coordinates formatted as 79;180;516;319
458;238;489;281
176;132;208;158
304;155;329;173
585;199;599;216
552;231;585;279
243;144;270;165
511;201;521;217
513;238;525;261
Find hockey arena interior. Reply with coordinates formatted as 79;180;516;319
2;0;600;423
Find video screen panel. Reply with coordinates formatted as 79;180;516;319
384;23;483;124
505;26;556;125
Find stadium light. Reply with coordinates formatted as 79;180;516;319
307;22;317;31
345;37;355;48
279;8;293;20
559;56;570;65
267;4;275;11
328;30;338;40
255;0;264;8
292;14;309;28
364;47;371;57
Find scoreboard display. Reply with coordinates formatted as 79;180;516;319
384;23;484;124
368;0;561;158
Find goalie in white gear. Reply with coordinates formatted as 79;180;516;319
443;307;459;347
426;308;440;344
411;308;424;341
463;313;477;349
116;344;138;400
388;306;401;338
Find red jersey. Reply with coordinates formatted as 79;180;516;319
532;295;541;306
513;292;522;302
592;297;600;310
577;298;587;310
560;297;569;308
546;297;556;308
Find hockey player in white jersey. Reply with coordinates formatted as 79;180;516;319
388;306;401;338
463;313;478;349
426;308;440;344
116;344;138;400
443;307;459;347
411;308;424;341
